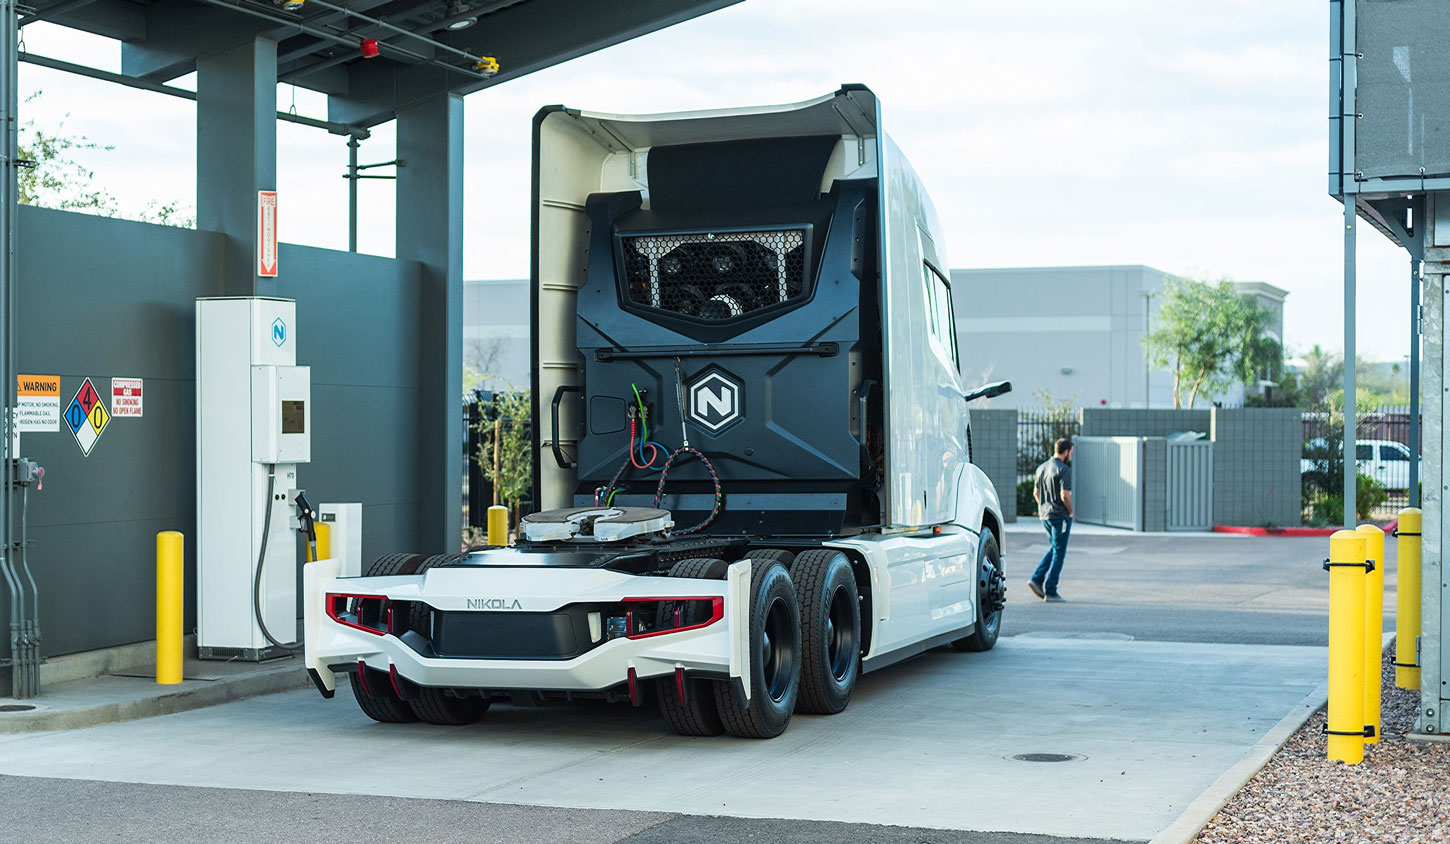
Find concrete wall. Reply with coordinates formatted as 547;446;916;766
970;408;1017;523
1140;438;1168;532
1080;408;1212;438
8;206;440;660
1210;408;1302;527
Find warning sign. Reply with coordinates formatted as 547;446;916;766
257;190;278;278
15;375;60;432
112;377;143;417
64;378;110;456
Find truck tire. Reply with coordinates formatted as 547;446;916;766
348;553;425;723
410;688;489;726
409;554;465;635
748;548;795;567
953;530;1004;652
790;549;860;714
657;557;727;736
712;560;800;738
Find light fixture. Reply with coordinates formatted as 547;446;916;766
276;0;305;10
445;0;477;30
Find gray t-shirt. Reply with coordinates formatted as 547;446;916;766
1034;457;1072;520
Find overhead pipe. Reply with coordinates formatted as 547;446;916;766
18;53;370;139
195;0;492;82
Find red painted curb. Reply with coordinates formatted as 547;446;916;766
1213;524;1393;537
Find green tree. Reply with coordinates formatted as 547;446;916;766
1145;276;1279;408
476;388;532;517
18;94;194;226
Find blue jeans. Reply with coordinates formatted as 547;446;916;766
1032;517;1071;595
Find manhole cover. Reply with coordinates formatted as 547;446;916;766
1010;753;1084;763
0;704;36;713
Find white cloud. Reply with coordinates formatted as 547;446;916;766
18;1;1413;359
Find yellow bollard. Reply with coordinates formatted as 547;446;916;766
1395;508;1422;689
1327;530;1368;764
1356;524;1385;744
314;521;332;562
155;531;184;685
487;504;509;546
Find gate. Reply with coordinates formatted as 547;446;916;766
1165;438;1213;531
1073;436;1143;530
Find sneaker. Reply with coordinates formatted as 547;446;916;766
1028;580;1045;599
1044;593;1066;603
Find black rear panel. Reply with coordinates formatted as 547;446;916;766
430;605;597;660
570;155;879;536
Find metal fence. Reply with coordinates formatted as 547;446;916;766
1073;436;1142;530
1017;411;1081;516
1301;408;1419;521
1165;438;1214;531
462;392;534;529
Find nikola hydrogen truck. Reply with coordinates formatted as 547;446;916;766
303;85;1009;739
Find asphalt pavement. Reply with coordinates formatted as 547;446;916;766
1000;524;1392;646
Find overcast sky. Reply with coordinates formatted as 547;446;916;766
17;1;1414;361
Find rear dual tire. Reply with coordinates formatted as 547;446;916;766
658;556;805;739
349;552;488;726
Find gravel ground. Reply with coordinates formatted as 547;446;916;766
1195;643;1449;844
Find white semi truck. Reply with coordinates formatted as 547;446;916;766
304;85;1009;738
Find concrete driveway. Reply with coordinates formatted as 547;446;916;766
0;527;1340;843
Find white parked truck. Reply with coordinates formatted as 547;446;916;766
304;85;1009;738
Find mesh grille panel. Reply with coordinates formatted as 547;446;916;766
621;230;807;321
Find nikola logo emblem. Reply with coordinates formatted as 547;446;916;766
466;598;523;610
271;317;286;347
687;370;742;434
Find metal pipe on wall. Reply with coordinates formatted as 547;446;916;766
1339;0;1358;528
1411;205;1423;506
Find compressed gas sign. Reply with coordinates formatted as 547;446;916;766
15;375;60;432
65;378;110;456
111;377;143;417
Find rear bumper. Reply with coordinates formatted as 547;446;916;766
302;557;752;698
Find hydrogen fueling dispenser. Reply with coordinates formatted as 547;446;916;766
196;297;311;660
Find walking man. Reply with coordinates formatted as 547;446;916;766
1030;438;1073;602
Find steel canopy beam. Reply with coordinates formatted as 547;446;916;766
328;0;743;127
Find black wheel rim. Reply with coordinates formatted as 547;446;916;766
979;557;1004;638
825;584;856;682
760;595;796;703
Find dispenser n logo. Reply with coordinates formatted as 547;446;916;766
64;377;110;456
272;317;286;347
687;370;742;434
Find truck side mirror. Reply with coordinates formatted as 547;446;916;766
963;380;1012;403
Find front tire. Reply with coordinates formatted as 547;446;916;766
791;550;860;714
713;560;800;738
954;530;1004;652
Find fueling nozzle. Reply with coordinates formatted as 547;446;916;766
293;491;317;542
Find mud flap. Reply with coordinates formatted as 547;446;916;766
302;557;341;696
726;559;752;703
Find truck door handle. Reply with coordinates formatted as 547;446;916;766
551;385;581;469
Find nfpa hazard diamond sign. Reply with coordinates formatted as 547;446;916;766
64;378;110;456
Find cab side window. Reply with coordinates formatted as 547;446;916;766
921;263;958;369
1356;444;1372;461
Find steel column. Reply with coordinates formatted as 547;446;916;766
396;94;463;551
197;37;278;296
